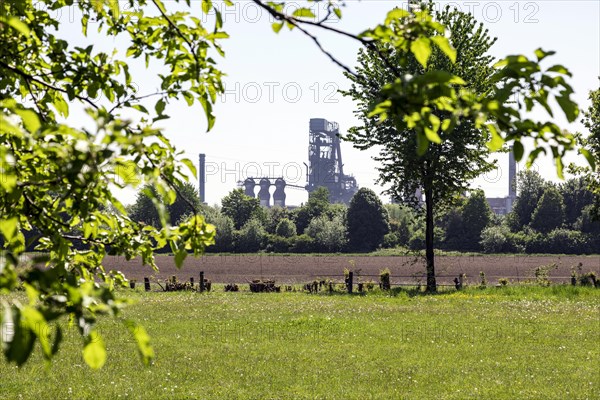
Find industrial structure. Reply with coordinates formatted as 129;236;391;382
306;118;358;204
485;148;517;215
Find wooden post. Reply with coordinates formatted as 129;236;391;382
347;271;353;294
329;282;333;293
171;275;176;284
130;281;136;289
144;277;150;292
190;277;194;290
199;271;205;293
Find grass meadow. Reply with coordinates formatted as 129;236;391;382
0;286;599;399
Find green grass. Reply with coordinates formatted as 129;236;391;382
1;286;599;399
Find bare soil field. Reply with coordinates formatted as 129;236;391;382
106;254;600;286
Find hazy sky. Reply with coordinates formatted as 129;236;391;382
59;1;600;206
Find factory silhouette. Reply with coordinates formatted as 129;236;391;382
198;118;517;214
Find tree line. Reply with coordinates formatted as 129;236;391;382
128;170;600;255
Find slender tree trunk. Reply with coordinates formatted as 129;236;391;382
424;182;437;293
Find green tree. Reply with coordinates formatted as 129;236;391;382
506;171;547;231
207;213;235;253
581;85;600;220
343;5;497;290
346;188;390;252
0;0;222;368
129;182;201;228
461;190;493;251
236;218;266;253
294;187;331;234
558;177;594;227
530;187;565;233
306;215;347;252
275;218;297;238
221;189;261;230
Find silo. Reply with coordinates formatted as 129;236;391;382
273;178;286;207
258;178;271;207
243;178;256;198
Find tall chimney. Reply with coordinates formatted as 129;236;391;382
199;153;206;204
508;147;516;199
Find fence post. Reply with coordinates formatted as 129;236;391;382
199;271;205;293
144;277;150;292
190;277;194;289
347;271;353;294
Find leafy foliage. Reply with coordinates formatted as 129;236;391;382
530;187;565;233
221;189;261;230
0;0;225;367
305;216;347;252
347;188;390;252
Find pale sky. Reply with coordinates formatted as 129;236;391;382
57;1;600;206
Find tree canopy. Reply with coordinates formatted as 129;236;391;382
347;188;389;252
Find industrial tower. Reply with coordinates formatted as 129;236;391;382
306;118;357;204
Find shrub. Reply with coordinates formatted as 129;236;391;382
382;232;400;249
480;226;509;253
266;234;292;253
275;218;297;238
291;234;315;253
207;213;235;253
306;215;347;252
236;218;266;252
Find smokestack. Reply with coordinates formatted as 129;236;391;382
199;153;206;204
508;147;516;199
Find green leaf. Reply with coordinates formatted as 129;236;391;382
0;217;18;242
547;64;571;76
109;0;120;19
2;17;30;36
534;48;555;62
83;331;106;369
202;0;212;14
292;8;316;19
513;141;524;162
486;124;504;151
431;36;456;63
580;148;596;170
15;109;41;132
125;320;154;366
181;158;197;177
174;249;187;268
53;96;69;118
333;8;342;19
271;22;284;33
155;99;166;115
556;93;579;122
410;37;431;68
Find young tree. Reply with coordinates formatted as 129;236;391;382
530;187;565;233
221;189;262;230
506;171;547;231
346;188;390;252
461;190;493;251
343;5;497;290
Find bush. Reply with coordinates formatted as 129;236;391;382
266;234;292;253
306;215;347;252
275;218;297;238
236;218;266;252
291;234;315;253
382;232;400;249
480;226;509;253
207;213;235;253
